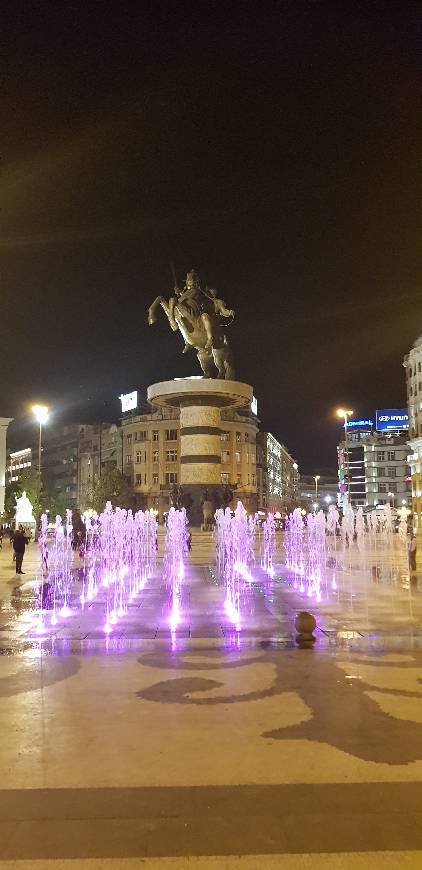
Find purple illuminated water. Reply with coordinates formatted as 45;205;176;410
164;506;189;632
214;501;258;629
34;502;157;636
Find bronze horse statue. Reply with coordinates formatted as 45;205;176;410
147;271;235;380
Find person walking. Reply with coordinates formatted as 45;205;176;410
407;531;417;573
13;526;29;575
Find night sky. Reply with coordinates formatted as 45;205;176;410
2;1;420;472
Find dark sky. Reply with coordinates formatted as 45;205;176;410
2;0;420;473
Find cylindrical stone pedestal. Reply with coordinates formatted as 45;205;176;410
147;379;253;525
180;401;221;486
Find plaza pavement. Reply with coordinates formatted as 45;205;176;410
0;532;421;868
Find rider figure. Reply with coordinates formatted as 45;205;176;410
169;270;234;352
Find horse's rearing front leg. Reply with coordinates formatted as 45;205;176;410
147;296;165;325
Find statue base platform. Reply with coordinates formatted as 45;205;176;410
147;378;253;525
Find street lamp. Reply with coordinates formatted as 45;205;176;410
32;404;49;491
313;474;320;500
336;408;354;506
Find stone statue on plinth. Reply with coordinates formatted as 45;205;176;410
15;491;35;529
148;269;235;379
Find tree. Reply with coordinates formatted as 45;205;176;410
3;481;20;523
92;467;131;513
44;492;69;519
17;467;41;512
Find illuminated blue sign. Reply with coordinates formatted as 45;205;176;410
376;409;408;432
346;419;373;429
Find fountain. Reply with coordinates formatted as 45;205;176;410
32;503;158;637
164;506;188;632
261;512;275;577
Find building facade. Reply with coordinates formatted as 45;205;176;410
256;432;299;514
338;429;368;508
8;448;33;484
363;434;411;508
337;428;411;509
40;422;123;510
404;335;422;527
120;402;259;518
42;424;81;507
78;424;123;509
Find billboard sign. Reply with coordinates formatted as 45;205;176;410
376;409;408;432
346;418;373;429
119;391;138;413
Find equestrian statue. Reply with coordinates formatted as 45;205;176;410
147;269;236;379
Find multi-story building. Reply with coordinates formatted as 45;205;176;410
256;432;299;514
363;434;411;508
120;397;259;517
404;334;422;527
78;424;122;509
42;424;81;507
8;448;33;483
337;419;410;510
40;422;123;509
338;428;369;508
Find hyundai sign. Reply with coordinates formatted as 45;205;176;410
119;391;138;413
376;409;408;432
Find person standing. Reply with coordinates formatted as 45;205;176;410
13;526;29;575
407;531;417;573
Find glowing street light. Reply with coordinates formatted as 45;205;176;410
32;404;49;426
336;408;354;506
313;474;320;500
336;408;354;424
32;404;49;485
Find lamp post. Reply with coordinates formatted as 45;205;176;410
313;474;320;501
32;404;49;508
337;408;354;508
